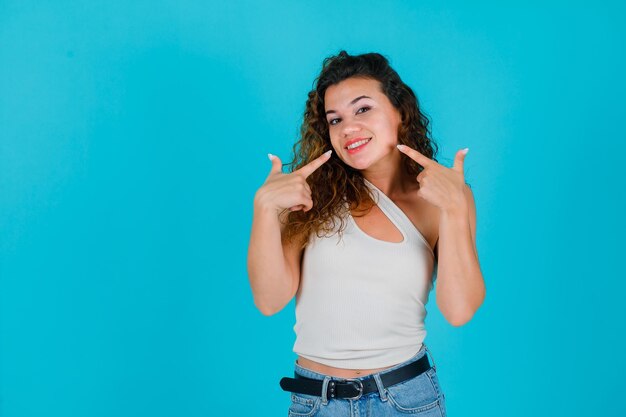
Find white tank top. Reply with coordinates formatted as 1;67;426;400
292;178;436;369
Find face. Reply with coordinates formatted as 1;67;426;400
324;77;403;171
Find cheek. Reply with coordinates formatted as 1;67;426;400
328;137;349;162
384;121;400;140
370;115;394;136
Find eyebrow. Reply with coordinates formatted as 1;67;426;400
325;95;372;116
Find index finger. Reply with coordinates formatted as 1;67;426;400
295;150;333;178
396;144;434;168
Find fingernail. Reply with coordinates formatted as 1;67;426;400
324;150;333;156
396;144;405;150
462;148;469;155
268;153;274;161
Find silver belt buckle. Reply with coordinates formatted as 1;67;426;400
340;378;363;400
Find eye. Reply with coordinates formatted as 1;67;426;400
328;107;371;126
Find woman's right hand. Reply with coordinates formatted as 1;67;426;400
254;150;333;214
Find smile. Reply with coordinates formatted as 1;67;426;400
346;138;371;153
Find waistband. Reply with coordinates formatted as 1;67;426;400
294;343;429;381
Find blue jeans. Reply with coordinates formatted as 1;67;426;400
287;344;447;416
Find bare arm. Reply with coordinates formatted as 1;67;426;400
247;203;301;316
435;185;485;326
247;150;332;316
396;145;485;326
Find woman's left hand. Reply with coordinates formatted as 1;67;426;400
396;144;469;214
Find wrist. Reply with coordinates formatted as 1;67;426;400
440;203;468;219
253;196;281;216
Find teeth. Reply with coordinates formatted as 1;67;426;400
347;138;371;150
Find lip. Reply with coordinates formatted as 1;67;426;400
344;137;372;149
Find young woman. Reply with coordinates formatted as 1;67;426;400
248;50;485;416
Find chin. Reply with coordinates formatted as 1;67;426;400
341;158;371;171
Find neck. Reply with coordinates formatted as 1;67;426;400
361;159;412;197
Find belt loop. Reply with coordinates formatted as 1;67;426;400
320;375;331;405
372;373;388;401
423;343;437;372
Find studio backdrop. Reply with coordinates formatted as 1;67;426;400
1;1;625;416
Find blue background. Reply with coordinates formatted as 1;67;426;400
1;1;625;416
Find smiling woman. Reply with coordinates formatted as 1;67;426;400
247;50;485;416
325;77;402;167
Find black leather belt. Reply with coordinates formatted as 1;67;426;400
279;354;431;400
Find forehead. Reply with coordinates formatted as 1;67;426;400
324;77;383;109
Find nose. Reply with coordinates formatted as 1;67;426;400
342;120;362;137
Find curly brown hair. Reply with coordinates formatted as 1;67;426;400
281;50;439;249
